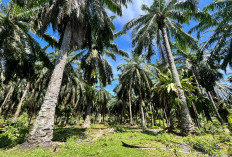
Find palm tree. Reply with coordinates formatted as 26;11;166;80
189;0;232;72
123;0;200;135
95;86;112;123
81;42;128;128
0;2;56;121
175;45;226;124
23;0;131;147
116;55;153;129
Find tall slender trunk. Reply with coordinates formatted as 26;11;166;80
191;102;201;128
149;103;154;127
128;89;133;125
98;113;102;123
23;23;72;147
0;86;13;115
164;108;169;127
83;102;91;128
121;101;126;124
58;116;63;126
140;100;146;129
207;91;223;124
13;82;30;122
192;67;202;93
161;26;193;135
139;91;146;130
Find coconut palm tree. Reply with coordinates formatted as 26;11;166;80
23;0;131;147
123;0;200;135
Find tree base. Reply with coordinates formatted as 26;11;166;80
82;123;91;128
21;141;53;149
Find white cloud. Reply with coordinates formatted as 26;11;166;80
117;0;153;25
107;0;153;27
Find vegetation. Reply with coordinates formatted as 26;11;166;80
0;0;232;156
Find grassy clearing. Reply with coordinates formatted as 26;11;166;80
0;124;231;157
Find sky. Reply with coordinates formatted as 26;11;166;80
1;0;231;94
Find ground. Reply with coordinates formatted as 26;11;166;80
0;124;231;157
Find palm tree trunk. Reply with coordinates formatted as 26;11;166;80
149;103;154;127
207;91;223;124
0;86;13;115
83;102;91;128
98;113;102;123
23;23;72;148
58;116;63;126
140;100;146;129
161;26;193;135
128;89;133;125
13;81;30;122
139;91;146;130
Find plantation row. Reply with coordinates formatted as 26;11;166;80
0;0;231;151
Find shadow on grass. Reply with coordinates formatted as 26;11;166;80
0;127;86;149
142;127;182;137
141;130;163;136
52;127;86;142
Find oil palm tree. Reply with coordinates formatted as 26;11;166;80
175;45;226;124
0;2;56;122
123;0;200;135
190;0;232;72
116;55;153;129
24;0;131;147
95;86;112;123
81;43;128;128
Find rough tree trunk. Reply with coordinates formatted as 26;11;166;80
207;91;223;124
83;102;91;128
128;89;133;125
161;26;193;135
98;113;102;123
149;103;154;127
0;86;13;115
13;82;30;122
139;91;146;130
140;101;146;129
23;23;72;148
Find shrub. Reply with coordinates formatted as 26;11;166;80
218;133;232;144
114;125;126;132
0;113;29;148
228;144;232;156
65;137;77;149
198;121;224;135
185;137;222;155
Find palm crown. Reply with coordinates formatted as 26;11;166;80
124;0;199;59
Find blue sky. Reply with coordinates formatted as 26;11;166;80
2;0;231;94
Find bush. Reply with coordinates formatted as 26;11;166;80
185;137;222;155
114;125;126;132
228;144;232;156
218;133;232;144
0;113;29;148
198;121;224;135
65;137;77;149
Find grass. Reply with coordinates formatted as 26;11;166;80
0;124;230;157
